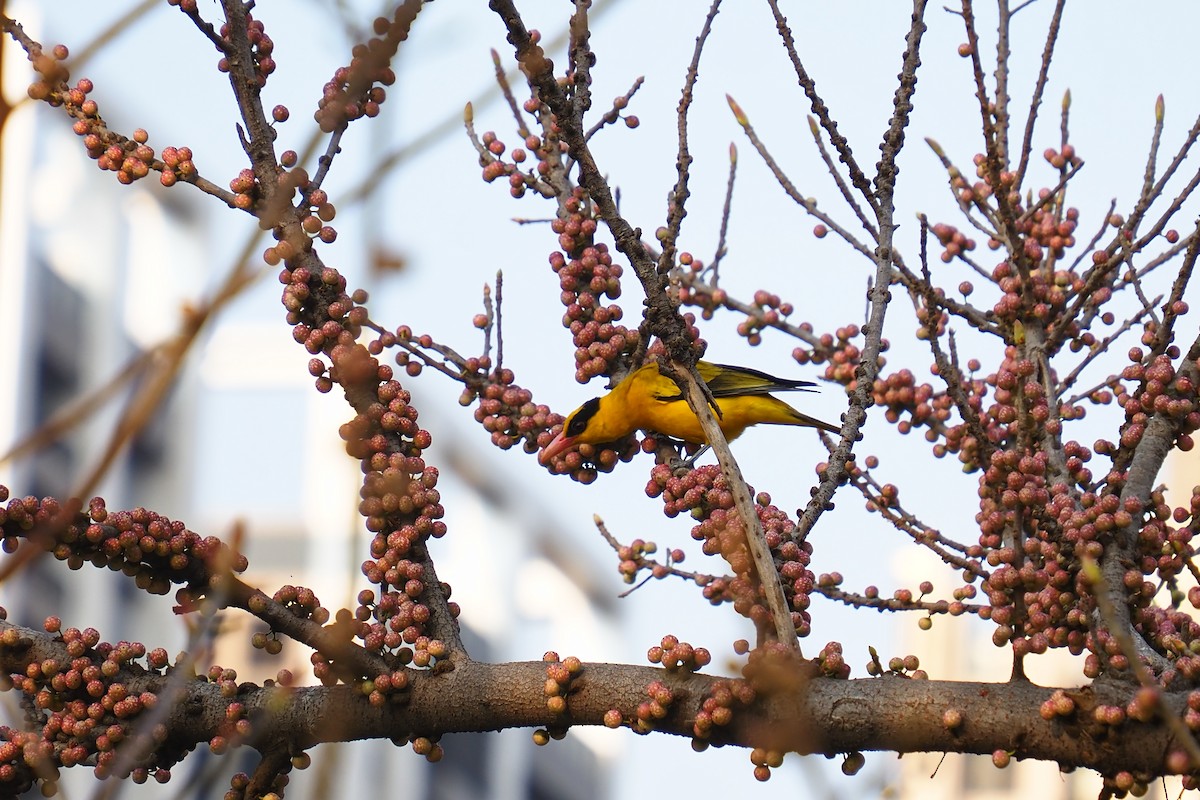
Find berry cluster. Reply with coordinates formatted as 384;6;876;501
227;167;259;212
473;85;649;476
646;467;815;636
86;125;158;185
814;640;850;679
646;634;712;673
0;615;192;793
930;221;977;263
347;633;412;707
629;678;674;735
459;365;560;453
350;546;450;672
543;432;640;484
313;14;405;132
214;15;275;87
157;145;198;188
529;651;576;746
803;324;881;387
1113;349;1199;452
355;467;449;598
548;194;636;383
615;538;687;583
477;127;558;199
987;258;1081;325
407;735;444;762
674;254;725;321
872;367;954;436
542;653;582;717
304;333;457;674
689;677;755;747
734;290;795;347
280;266;366;355
269;585;330;627
26;45;195;189
0;488;247;599
205;666;253;754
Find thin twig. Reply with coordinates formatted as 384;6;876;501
1060;303;1159;403
847;461;982;573
765;0;879;214
568;0;594;119
668;360;800;648
1066;198;1117;273
1117;231;1193;287
808;115;878;241
705;142;738;284
583;76;645;141
993;0;1012;169
1013;0;1066;190
796;0;930;542
0;350;153;467
657;0;722;277
729;97;874;262
817;585;986;616
1014;161;1084;227
496;271;506;372
491;47;531;140
915;215;996;467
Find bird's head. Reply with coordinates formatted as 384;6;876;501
537;397;604;465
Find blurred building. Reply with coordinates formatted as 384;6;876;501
0;26;621;799
891;553;1159;800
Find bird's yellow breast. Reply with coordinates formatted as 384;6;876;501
633;392;801;444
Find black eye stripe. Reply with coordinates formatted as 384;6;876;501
566;397;601;436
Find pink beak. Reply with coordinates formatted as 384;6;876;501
538;431;577;465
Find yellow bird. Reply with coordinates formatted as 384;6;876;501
538;360;839;464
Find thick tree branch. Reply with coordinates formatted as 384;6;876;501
1;618;1192;775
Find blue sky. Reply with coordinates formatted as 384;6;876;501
25;0;1200;795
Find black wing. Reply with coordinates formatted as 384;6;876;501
702;363;819;398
